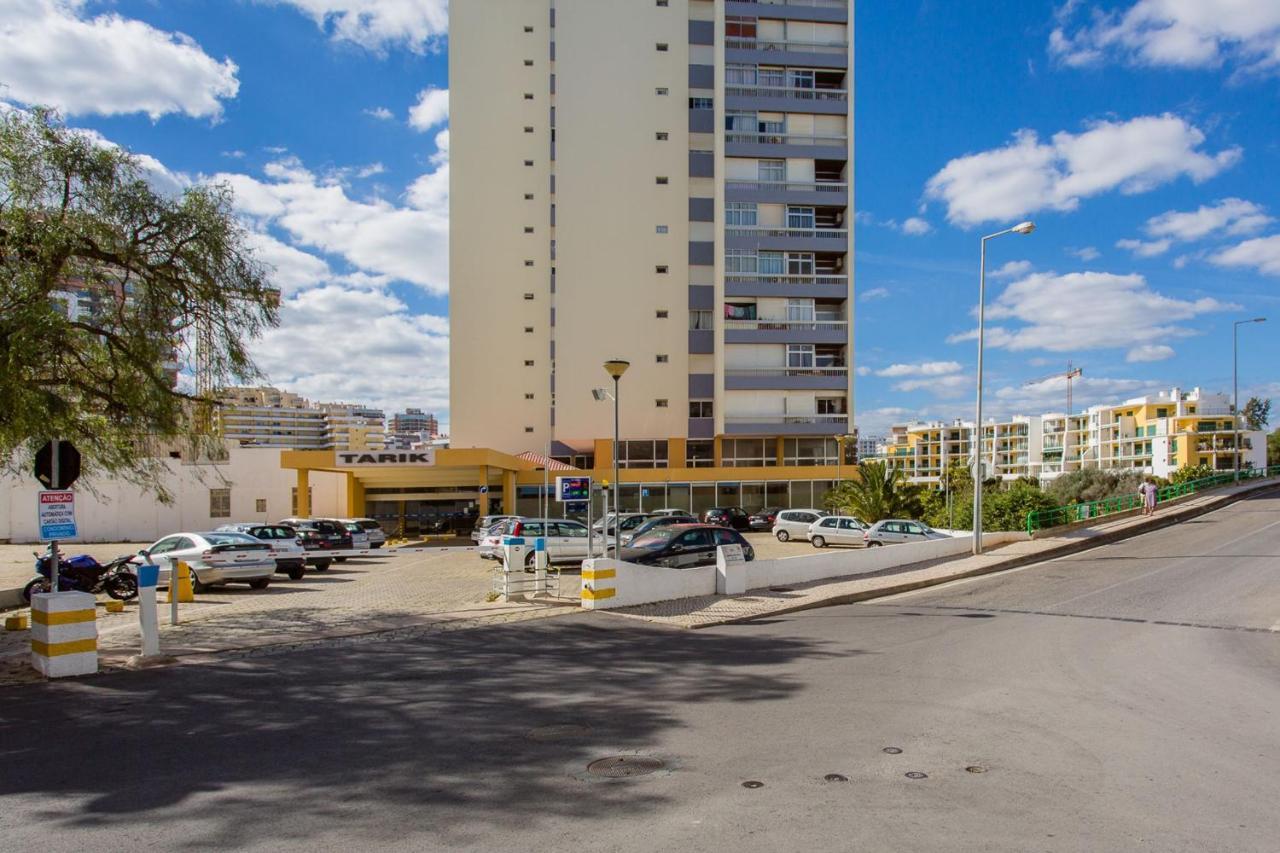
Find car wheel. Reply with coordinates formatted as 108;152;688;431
313;559;331;572
776;530;790;542
249;578;271;590
287;565;305;581
868;541;883;548
192;573;210;594
335;557;348;563
812;535;826;548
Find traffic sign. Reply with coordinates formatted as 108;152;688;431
38;491;77;541
556;476;591;502
35;441;81;490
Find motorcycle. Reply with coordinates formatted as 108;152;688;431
22;550;139;604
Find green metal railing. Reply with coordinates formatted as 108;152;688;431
1026;464;1280;534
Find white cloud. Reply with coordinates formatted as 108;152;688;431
876;361;963;378
1126;344;1176;362
992;376;1165;415
1210;234;1280;276
215;149;449;294
892;374;971;397
0;0;239;119
901;217;933;236
1050;0;1280;76
265;0;448;53
1070;246;1101;261
991;260;1033;279
1115;237;1172;257
924;115;1241;226
364;106;393;120
860;286;890;301
408;86;448;131
855;407;924;435
245;231;331;295
406;128;449;215
947;270;1238;354
1143;198;1272;242
855;366;873;377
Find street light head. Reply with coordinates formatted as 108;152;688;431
1011;221;1036;235
591;388;608;402
603;359;630;380
1253;317;1267;323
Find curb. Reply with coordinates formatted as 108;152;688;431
693;480;1280;629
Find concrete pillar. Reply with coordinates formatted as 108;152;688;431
713;436;723;467
502;469;517;516
775;436;785;466
345;472;365;517
478;466;491;515
669;437;687;469
296;468;311;517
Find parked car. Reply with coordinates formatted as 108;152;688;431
618;524;754;568
482;518;592;567
592;512;651;536
472;515;520;544
702;506;751;531
772;508;828;542
620;514;698;546
216;523;308;579
863;519;949;547
650;508;693;518
277;518;348;568
345;517;387;548
333;520;371;550
807;515;869;548
748;507;786;531
132;531;275;592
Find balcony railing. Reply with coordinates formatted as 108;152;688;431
738;0;847;8
726;225;849;239
725;131;848;147
724;319;847;331
725;415;848;425
726;37;848;55
725;273;848;286
725;366;847;378
726;84;848;102
726;179;847;193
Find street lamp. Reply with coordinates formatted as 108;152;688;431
1233;317;1266;483
973;221;1036;555
603;359;629;558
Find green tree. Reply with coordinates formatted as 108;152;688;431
1242;397;1271;431
1269;429;1280;467
1169;464;1215;485
1046;468;1144;505
1;108;278;496
982;482;1058;532
823;460;921;524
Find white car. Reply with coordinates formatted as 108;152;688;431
772;508;828;542
216;523;308;580
485;518;593;568
345;518;387;548
134;531;276;591
863;519;949;547
473;515;520;544
807;515;869;548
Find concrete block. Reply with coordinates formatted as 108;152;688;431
30;591;97;678
4;614;28;631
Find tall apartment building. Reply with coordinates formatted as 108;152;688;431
218;387;386;451
390;408;440;438
451;0;854;468
872;387;1266;485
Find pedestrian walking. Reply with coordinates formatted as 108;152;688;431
1139;479;1157;516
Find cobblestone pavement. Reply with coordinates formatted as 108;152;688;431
0;546;580;686
0;542;148;590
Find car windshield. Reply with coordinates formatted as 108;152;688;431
344;523;361;532
630;529;680;549
203;532;259;546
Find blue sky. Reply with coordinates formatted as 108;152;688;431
2;1;1277;438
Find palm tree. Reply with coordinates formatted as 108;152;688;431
825;460;918;524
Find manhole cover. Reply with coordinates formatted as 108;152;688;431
905;771;928;780
528;724;590;742
882;747;903;755
586;756;664;778
769;587;794;593
965;765;987;774
824;773;849;782
741;780;765;789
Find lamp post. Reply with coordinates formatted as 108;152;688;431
1233;317;1266;482
603;359;630;558
973;221;1036;555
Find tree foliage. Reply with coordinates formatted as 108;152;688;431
1045;468;1146;505
823;460;922;523
1242;397;1270;431
1168;464;1215;485
1268;429;1280;467
1;108;278;495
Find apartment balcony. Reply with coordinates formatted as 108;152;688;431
725;272;848;299
726;84;848;115
726;0;848;24
724;413;850;436
725;36;848;70
724;318;848;344
724;131;848;160
726;178;848;206
724;366;848;391
725;224;849;253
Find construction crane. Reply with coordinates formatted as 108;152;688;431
1024;362;1083;415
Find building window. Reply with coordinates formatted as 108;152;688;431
524;327;534;333
524;159;534;166
788;344;815;368
723;438;772;467
655;87;669;96
689;97;713;110
656;399;669;407
787;206;816;229
656;354;669;363
524;26;534;32
524;126;534;133
525;393;535;400
525;427;535;433
209;488;231;518
686;439;714;468
656;176;669;185
524;226;535;233
290;487;313;516
656;0;669;6
725;302;757;320
524;59;534;66
524;93;534;100
656;265;669;274
817;397;847;415
788;252;815;275
255;498;267;514
759;251;785;275
725;249;757;274
618;440;669;469
656;132;669;140
524;360;535;366
726;202;757;226
759;159;786;182
784;438;838;466
524;259;535;266
725;16;757;39
656;309;669;319
690;400;713;418
726;63;757;85
524;193;534;200
656;43;669;52
689;309;713;330
524;293;535;300
656;224;669;233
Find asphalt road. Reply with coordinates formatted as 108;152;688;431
2;493;1277;852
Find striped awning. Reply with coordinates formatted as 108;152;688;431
515;451;577;471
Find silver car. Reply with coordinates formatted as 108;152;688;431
345;518;387;548
215;523;308;579
134;531;276;591
863;519;949;547
807;515;868;548
772;508;828;542
473;515;520;544
485;518;593;568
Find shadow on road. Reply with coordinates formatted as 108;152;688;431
0;616;842;847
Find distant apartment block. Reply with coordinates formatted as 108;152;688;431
390;408;440;438
218;386;387;451
872;387;1267;484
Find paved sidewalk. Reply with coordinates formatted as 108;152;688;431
605;477;1280;629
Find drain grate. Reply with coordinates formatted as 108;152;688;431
905;771;928;780
586;756;664;778
529;724;590;742
741;780;765;789
965;765;987;774
882;747;903;755
824;773;849;782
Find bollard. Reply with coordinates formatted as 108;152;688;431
5;614;29;631
103;600;125;613
167;560;194;604
30;590;98;678
500;537;527;601
533;537;548;597
136;562;160;657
